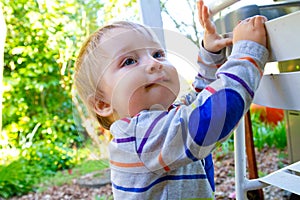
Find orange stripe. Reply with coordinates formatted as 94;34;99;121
197;55;203;63
158;152;170;172
205;86;216;94
216;64;223;68
198;55;220;68
110;160;144;168
239;57;263;76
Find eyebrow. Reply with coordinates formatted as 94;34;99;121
113;41;163;58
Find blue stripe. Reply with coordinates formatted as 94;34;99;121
113;137;136;143
180;118;198;162
204;154;215;191
137;112;167;154
112;174;207;193
188;89;244;146
217;72;254;98
185;149;198;162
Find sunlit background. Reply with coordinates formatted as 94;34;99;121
0;0;290;198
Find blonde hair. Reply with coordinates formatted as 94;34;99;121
74;21;158;130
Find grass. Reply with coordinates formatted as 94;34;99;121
37;158;109;193
95;195;114;200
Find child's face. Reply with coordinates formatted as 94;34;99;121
97;27;180;118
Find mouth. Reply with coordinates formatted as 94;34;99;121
145;77;166;89
145;83;157;89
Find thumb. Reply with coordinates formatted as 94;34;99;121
217;38;233;49
224;38;233;47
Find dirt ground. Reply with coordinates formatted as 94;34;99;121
10;147;296;200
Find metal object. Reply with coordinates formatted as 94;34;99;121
204;0;240;15
215;3;300;62
215;4;260;34
214;1;300;34
285;110;300;163
278;59;300;73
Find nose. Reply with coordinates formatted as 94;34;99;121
145;58;163;73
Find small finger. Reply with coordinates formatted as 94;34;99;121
254;15;268;27
202;5;213;30
197;0;204;26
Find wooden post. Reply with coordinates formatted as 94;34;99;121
245;110;264;200
0;6;7;132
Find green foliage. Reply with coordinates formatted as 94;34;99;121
0;158;42;198
95;195;114;200
0;0;105;198
1;0;98;149
1;0;140;156
99;0;139;24
0;141;89;198
22;141;79;175
251;112;287;150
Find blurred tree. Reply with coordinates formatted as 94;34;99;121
98;0;139;24
161;0;203;47
1;6;6;133
1;0;103;153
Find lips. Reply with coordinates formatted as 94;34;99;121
145;77;166;89
145;83;156;89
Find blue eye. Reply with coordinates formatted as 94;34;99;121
122;58;136;67
153;50;165;59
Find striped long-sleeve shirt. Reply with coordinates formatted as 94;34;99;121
109;40;269;199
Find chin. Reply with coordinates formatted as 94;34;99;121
128;88;178;115
150;97;176;111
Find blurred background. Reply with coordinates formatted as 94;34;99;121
0;0;290;199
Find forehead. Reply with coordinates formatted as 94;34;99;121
99;27;162;57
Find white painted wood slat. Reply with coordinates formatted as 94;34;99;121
259;161;300;195
288;161;300;173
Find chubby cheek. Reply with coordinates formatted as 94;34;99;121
168;68;180;100
128;88;148;116
109;77;145;117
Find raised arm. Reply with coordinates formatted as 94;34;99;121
197;0;232;53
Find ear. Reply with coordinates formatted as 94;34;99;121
94;100;114;117
88;95;113;117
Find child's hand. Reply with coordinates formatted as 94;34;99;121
233;15;268;47
197;0;232;53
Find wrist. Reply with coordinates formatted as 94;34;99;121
202;40;222;54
